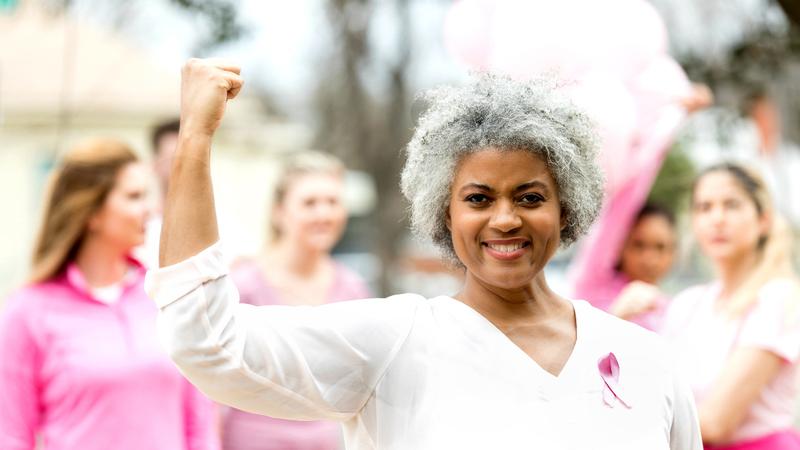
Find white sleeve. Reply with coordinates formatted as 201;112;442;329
145;243;421;422
668;366;702;450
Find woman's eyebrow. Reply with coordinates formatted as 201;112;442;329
458;182;493;194
514;181;550;194
457;180;552;195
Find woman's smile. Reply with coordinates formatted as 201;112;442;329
482;238;532;261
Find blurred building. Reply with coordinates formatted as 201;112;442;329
0;3;320;297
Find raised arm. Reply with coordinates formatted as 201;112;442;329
148;59;420;422
159;58;243;267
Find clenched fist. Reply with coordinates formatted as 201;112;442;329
179;58;244;138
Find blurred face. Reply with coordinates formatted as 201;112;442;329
273;172;347;253
691;171;769;266
619;214;676;284
88;163;152;253
154;132;179;193
447;148;563;291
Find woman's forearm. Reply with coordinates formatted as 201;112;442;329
158;58;243;267
159;133;218;267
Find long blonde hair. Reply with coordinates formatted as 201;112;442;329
30;139;138;283
692;163;800;318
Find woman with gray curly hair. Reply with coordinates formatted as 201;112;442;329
147;59;701;449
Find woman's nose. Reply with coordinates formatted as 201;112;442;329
489;201;522;232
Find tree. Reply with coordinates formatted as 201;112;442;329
313;0;414;295
39;0;246;53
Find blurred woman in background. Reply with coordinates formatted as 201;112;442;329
222;151;370;450
661;163;800;449
605;203;679;329
0;139;219;450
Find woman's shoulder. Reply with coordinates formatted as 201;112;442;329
5;279;69;308
663;282;716;320
574;300;674;369
331;262;372;300
672;282;714;304
228;257;268;292
229;256;261;277
1;280;65;336
747;277;800;324
757;277;800;299
575;299;662;342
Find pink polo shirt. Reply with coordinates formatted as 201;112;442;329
0;259;220;450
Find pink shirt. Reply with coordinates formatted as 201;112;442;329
661;279;800;443
0;260;220;450
222;259;371;450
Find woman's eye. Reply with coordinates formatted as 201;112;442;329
693;201;710;213
465;194;489;204
724;199;741;210
520;193;543;204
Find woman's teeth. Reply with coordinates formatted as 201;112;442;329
486;243;526;252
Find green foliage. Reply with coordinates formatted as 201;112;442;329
170;0;246;52
42;0;245;53
647;143;697;218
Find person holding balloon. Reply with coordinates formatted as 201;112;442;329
576;202;679;330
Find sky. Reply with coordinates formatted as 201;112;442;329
61;0;787;119
63;0;465;118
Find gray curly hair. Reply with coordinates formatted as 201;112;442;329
400;73;605;263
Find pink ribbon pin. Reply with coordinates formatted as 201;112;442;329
598;352;631;409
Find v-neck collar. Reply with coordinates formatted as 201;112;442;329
435;295;587;383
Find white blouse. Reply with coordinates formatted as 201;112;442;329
146;243;701;450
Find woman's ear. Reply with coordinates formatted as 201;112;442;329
86;210;101;234
271;201;284;235
759;210;773;241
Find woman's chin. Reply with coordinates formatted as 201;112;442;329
475;267;537;292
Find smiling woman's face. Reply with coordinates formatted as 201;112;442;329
447;148;563;291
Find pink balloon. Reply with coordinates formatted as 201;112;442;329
443;0;495;70
627;55;691;169
569;72;639;195
629;55;691;113
485;0;667;82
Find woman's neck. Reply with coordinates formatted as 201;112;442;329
455;272;565;326
715;251;759;302
270;239;328;277
74;237;129;288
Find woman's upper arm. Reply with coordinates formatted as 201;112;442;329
698;282;800;444
0;296;41;450
697;348;783;444
147;243;420;421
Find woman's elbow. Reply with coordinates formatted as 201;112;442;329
700;416;736;445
